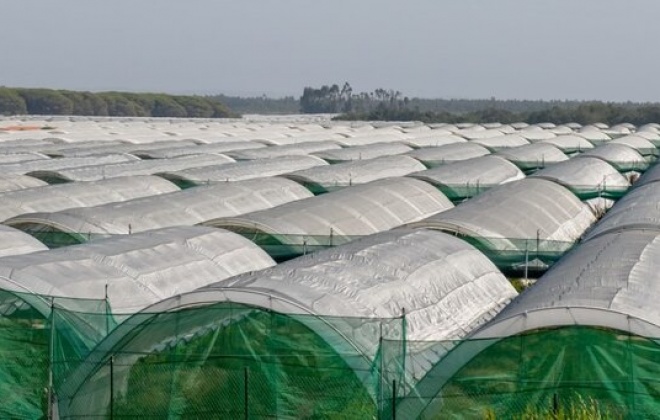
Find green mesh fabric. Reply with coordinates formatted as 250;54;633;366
2;290;660;418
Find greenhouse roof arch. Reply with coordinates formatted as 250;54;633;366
529;156;630;199
408;155;525;201
5;177;314;247
282;155;426;194
58;229;517;418
204;177;454;259
408;178;596;273
0;175;179;222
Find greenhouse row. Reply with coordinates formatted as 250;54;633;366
0;117;659;418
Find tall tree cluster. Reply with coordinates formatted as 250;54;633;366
0;87;237;118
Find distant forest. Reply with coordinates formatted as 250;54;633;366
4;85;660;125
299;83;660;125
0;87;237;118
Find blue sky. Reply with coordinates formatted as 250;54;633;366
1;0;659;101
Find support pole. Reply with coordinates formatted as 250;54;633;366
244;367;249;420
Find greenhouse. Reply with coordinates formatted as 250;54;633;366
0;154;138;178
0;225;48;257
0;152;49;164
401;229;660;419
581;181;660;241
0;226;275;419
529;156;630;199
0;173;47;193
157;155;328;187
226;141;341;160
5;178;313;247
283;155;426;194
406;143;491;167
132;141;265;159
538;135;595;153
578;143;649;172
0;175;179;222
469;134;530;150
29;153;235;183
610;135;658;156
400;134;466;148
408;156;524;201
55;229;517;419
408;178;596;274
313;142;413;163
495;143;568;172
44;139;201;157
205;178;454;260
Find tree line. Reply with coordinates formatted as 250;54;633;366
301;82;660;125
0;87;238;118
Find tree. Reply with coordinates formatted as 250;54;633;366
0;88;28;115
17;89;74;115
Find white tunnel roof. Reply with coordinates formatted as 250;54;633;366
539;135;594;152
313;142;413;162
530;157;629;194
158;155;328;184
6;177;314;237
578;143;647;171
0;175;179;222
409;178;596;245
283;155;425;191
205;177;453;239
406;143;491;166
32;154;235;182
0;225;49;257
227;141;341;160
409;156;524;192
470;134;530;150
495;143;569;168
582;182;660;241
132;141;265;159
0;226;275;315
0;174;48;193
474;229;660;339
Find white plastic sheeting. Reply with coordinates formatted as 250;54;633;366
31;154;235;182
283;155;426;192
578;143;647;172
610;135;657;155
0;154;139;177
313;142;413;162
539;135;594;152
408;156;524;197
206;177;454;241
473;229;660;339
0;226;275;315
495;143;569;170
0;174;48;193
0;175;179;222
158;155;328;185
406;143;491;167
401;134;466;148
58;229;518;417
226;141;341;160
409;178;596;245
6;178;314;237
470;134;530;150
0;152;50;164
0;225;48;257
529;157;629;196
132;142;266;159
44;139;201;157
582;182;660;241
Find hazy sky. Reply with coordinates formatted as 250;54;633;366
2;0;659;101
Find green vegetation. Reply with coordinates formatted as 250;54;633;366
0;87;238;118
299;82;660;125
210;94;299;115
483;395;621;419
